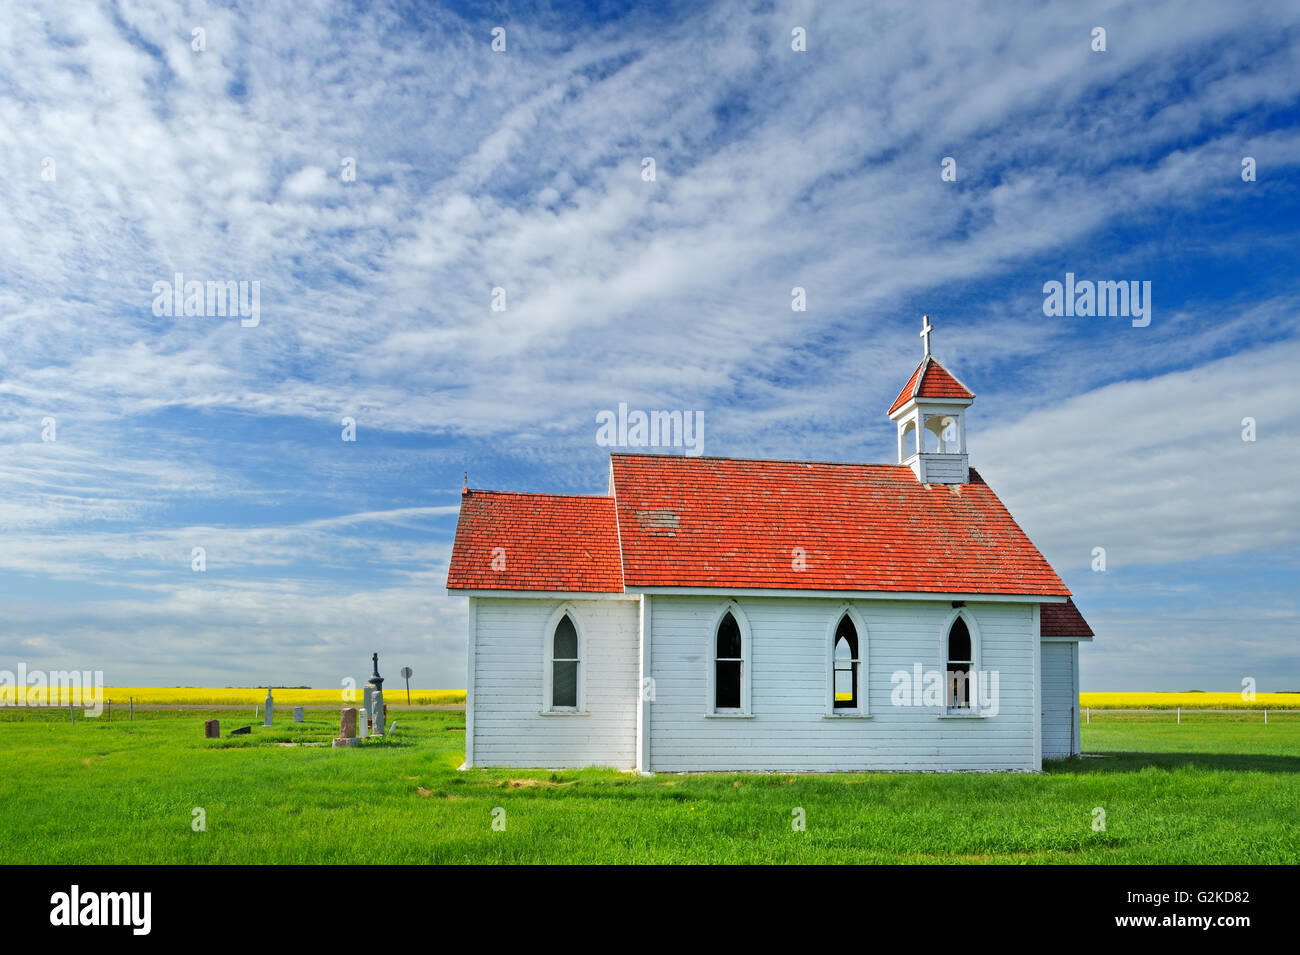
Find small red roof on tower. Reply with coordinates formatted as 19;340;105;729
888;356;975;415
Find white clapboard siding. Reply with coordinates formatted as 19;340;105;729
920;454;968;484
472;597;639;769
646;596;1037;772
1041;641;1077;759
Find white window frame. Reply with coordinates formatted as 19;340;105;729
938;607;984;717
705;600;752;717
825;603;870;717
542;604;586;715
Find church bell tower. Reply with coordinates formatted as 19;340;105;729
888;315;975;484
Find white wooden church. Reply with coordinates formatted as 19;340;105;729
447;319;1093;772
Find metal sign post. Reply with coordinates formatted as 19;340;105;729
401;666;413;705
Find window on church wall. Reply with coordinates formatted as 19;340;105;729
550;614;579;710
833;616;860;709
946;616;973;711
826;609;868;716
714;611;743;711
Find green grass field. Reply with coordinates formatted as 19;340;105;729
2;708;1296;863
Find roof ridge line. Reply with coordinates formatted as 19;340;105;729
912;354;931;401
609;458;628;592
464;489;614;500
923;354;977;399
611;453;914;468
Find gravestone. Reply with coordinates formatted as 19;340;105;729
263;688;274;726
333;706;360;748
204;719;220;739
358;705;369;739
231;725;251;736
293;706;304;723
368;652;386;736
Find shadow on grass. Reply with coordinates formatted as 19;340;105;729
1047;751;1300;774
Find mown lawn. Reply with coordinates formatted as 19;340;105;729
1;708;1296;864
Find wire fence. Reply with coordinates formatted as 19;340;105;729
1082;707;1298;723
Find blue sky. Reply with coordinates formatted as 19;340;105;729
1;0;1297;691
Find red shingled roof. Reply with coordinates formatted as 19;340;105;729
446;491;623;592
447;456;1072;597
609;455;1068;595
1040;597;1094;637
888;356;974;414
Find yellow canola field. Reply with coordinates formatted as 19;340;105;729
96;687;466;706
1080;692;1299;710
20;688;1296;710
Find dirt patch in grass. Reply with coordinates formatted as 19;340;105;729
506;778;577;789
415;787;465;801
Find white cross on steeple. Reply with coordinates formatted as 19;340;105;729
920;314;933;356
